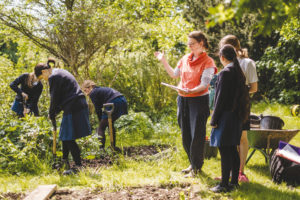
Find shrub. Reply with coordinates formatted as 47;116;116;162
256;18;300;104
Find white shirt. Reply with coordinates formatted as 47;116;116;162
238;58;258;85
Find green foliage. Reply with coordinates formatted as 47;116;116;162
0;40;19;63
0;116;53;174
255;18;300;104
115;111;155;140
183;0;280;61
207;0;300;36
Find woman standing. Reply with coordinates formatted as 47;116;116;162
35;59;91;175
155;31;217;177
210;44;250;192
81;80;128;150
10;71;43;117
219;35;258;182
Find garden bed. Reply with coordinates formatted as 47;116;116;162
78;144;171;168
52;184;190;200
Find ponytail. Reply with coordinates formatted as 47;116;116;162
47;58;56;68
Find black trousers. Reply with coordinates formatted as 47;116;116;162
177;95;210;171
218;146;240;186
62;140;81;166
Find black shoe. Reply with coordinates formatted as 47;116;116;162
62;168;77;175
210;184;230;193
62;166;82;175
62;159;70;170
228;183;240;191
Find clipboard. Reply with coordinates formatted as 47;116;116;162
161;82;188;93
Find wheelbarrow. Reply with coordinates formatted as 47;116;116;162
246;128;299;165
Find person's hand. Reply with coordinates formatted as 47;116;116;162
21;92;28;100
154;51;165;61
211;125;218;128
179;88;192;95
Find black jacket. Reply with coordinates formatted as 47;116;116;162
210;64;239;126
48;68;86;119
89;86;122;120
10;73;43;116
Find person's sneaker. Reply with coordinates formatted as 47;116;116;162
184;170;195;178
183;169;202;178
62;165;84;175
210;184;229;193
181;165;192;174
238;172;249;182
62;167;79;175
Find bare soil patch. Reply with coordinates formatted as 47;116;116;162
79;144;171;168
0;192;25;200
52;184;191;200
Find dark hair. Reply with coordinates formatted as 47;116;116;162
34;58;56;77
188;31;209;49
219;35;248;58
220;44;250;123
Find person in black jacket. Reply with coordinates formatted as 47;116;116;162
82;80;128;150
10;72;43;117
35;59;91;175
209;45;250;193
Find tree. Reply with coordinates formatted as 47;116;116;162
0;0;134;76
183;0;281;60
207;0;300;36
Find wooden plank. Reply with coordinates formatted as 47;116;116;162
24;184;57;200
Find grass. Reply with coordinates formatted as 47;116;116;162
0;102;299;199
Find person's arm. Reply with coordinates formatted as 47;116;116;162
246;59;258;94
249;82;257;93
210;71;230;127
154;51;180;79
10;74;28;100
49;76;61;120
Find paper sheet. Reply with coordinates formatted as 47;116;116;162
161;82;188;93
277;144;300;164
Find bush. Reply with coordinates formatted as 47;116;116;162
256;18;300;104
115;111;155;140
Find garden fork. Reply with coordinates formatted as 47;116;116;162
103;103;115;149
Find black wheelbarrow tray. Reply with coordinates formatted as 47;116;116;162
246;128;299;164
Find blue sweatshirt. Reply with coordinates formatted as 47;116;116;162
89;86;122;120
48;68;85;119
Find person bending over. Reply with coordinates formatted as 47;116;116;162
10;71;43;117
82;80;128;150
35;59;91;175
